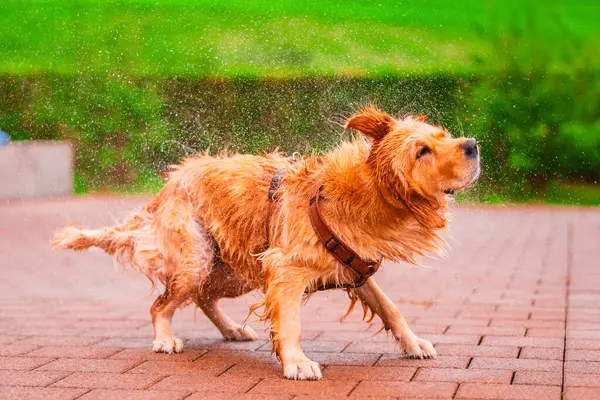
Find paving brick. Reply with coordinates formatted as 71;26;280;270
0;356;54;370
128;360;230;375
249;378;356;396
191;349;277;369
316;330;392;342
305;351;381;366
567;330;600;339
513;371;562;386
352;381;457;398
469;357;562;372
564;373;600;387
565;360;600;374
490;319;565;329
78;389;189;400
38;358;142;373
109;348;207;362
218;362;282;378
568;322;600;330
0;386;88;400
28;346;121;359
446;326;526;336
566;349;600;362
74;319;148;329
98;337;156;349
4;196;600;399
419;334;481;345
180;338;268;351
2;344;43;356
7;319;78;328
456;383;561;399
414;368;512;383
150;375;260;393
460;310;531;319
18;336;104;347
187;395;293;400
258;340;350;353
519;347;564;360
567;339;600;350
434;344;519;358
526;328;565;338
412;324;451;334
10;326;90;337
303;321;371;332
80;327;153;338
0;370;70;386
377;355;470;369
481;336;564;348
530;311;566;320
343;341;397;353
323;365;416;381
564;387;600;400
429;318;491;327
51;372;164;390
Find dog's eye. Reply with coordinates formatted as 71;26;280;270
416;146;430;159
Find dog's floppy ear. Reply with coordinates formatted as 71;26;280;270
404;194;447;230
345;106;395;141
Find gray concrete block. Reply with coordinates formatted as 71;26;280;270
0;141;74;199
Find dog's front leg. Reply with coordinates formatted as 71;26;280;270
355;278;437;359
264;266;322;380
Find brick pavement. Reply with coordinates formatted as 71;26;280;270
1;196;599;399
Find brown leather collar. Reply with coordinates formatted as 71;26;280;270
308;187;382;290
266;170;381;291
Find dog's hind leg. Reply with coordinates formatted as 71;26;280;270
150;290;186;353
150;201;216;353
150;244;213;353
195;261;258;341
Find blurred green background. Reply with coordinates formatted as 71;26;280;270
1;0;599;204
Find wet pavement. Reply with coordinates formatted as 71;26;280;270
1;196;599;399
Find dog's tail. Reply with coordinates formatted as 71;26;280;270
53;217;139;255
52;210;165;285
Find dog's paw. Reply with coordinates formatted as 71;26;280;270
151;336;184;354
399;335;437;359
283;357;322;380
222;324;258;342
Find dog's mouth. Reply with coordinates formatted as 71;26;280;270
444;165;481;196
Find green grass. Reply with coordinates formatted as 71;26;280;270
2;0;598;77
2;0;599;205
545;182;600;206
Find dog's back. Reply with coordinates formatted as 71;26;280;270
163;152;293;284
52;152;294;289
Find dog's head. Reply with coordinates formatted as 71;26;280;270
346;106;480;229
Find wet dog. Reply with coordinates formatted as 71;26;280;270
53;106;480;380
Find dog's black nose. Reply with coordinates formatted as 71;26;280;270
461;138;478;159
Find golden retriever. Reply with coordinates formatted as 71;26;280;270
53;106;480;380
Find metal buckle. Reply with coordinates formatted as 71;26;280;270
325;237;339;251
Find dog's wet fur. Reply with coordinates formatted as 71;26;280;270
53;106;480;380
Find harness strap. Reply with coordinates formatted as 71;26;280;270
268;170;285;200
265;169;285;246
